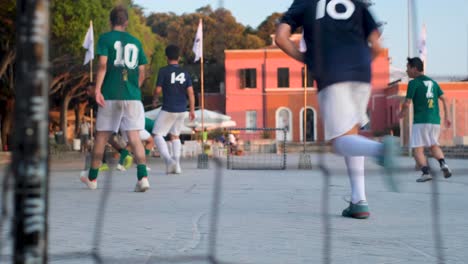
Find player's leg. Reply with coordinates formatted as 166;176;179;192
428;124;452;178
81;101;121;189
115;130;134;170
169;113;185;174
320;82;394;219
121;101;149;192
411;124;432;182
153;110;177;173
139;129;153;171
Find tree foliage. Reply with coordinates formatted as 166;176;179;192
147;5;266;65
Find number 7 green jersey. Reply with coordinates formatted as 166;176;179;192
406;75;443;124
97;30;148;100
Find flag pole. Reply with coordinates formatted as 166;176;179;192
200;18;205;138
303;64;307;152
89;20;93;82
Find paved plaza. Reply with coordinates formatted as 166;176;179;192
0;152;467;264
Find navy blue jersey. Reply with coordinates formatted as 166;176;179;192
156;64;193;113
281;0;378;91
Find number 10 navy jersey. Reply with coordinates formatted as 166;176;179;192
281;0;379;91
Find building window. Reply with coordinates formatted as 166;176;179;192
302;67;315;87
246;110;257;130
277;68;290;88
240;69;257;89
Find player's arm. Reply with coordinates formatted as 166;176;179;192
439;94;451;128
138;65;145;88
187;86;195;121
94;55;107;107
152;86;162;108
275;23;304;63
368;30;384;60
275;0;305;63
398;81;415;119
398;99;412;119
362;5;384;59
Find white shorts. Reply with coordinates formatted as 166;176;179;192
410;124;440;148
318;82;371;141
120;129;151;143
96;100;145;132
152;110;186;137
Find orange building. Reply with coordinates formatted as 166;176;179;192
224;34;391;142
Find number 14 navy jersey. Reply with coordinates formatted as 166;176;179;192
156;64;193;113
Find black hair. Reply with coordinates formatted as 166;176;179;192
110;6;128;27
407;57;424;72
165;45;180;60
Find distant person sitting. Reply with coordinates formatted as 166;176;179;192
227;133;237;154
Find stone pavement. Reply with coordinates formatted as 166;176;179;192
0;152;467;264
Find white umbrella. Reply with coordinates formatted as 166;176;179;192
184;109;236;130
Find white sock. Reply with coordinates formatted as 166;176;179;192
334;135;383;157
167;141;173;157
154;135;172;162
345;156;366;204
172;139;181;164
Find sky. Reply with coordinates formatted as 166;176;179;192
134;0;468;78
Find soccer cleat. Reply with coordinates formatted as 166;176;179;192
342;201;370;219
116;163;126;172
441;164;452;178
99;163;109;172
416;173;432;182
134;177;150;192
123;155;134;170
80;171;97;190
175;164;182;174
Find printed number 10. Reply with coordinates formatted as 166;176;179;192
316;0;356;20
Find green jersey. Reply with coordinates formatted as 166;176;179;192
406;75;443;124
144;118;155;134
97;30;148;100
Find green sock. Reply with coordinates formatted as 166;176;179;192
119;149;129;165
88;168;99;181
137;164;147;181
145;149;151;156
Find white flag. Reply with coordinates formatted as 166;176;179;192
192;19;203;62
299;30;307;52
82;22;94;65
418;24;427;63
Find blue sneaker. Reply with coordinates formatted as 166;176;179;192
342;201;370;219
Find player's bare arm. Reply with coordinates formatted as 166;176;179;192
138;65;145;88
368;30;384;60
275;23;305;63
439;95;451;128
187;86;195;121
398;99;412;119
152;86;162;108
95;55;108;107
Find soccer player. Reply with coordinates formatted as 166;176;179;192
118;117;156;171
152;45;195;174
80;6;150;192
398;57;452;182
276;0;397;219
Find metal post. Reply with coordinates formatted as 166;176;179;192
13;0;50;263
